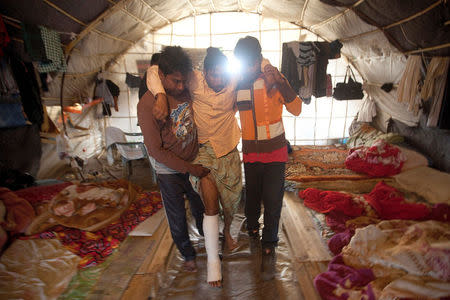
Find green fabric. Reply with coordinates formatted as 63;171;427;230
37;26;67;73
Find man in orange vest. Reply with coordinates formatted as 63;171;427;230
234;36;302;280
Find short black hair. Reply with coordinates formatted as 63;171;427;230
203;47;228;73
233;36;262;66
158;46;192;76
150;52;161;66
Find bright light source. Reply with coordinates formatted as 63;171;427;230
227;56;241;74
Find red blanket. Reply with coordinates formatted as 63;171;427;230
363;181;429;220
299;189;364;217
345;140;406;177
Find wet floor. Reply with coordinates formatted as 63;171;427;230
154;209;303;300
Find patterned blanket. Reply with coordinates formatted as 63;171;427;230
17;181;162;268
286;145;371;182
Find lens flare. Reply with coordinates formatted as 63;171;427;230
227;56;241;74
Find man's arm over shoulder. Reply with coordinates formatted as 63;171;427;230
264;65;302;116
137;92;194;174
278;77;302;116
146;65;165;96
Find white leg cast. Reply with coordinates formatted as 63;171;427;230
203;213;221;282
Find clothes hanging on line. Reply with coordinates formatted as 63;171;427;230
357;96;377;123
421;57;450;127
396;55;422;116
125;72;142;88
281;40;341;103
37;26;67;73
94;79;120;116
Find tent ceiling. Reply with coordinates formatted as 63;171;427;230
1;0;449;100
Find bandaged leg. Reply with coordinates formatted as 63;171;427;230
203;213;221;283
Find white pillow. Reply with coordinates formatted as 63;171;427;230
398;146;429;172
394;166;450;204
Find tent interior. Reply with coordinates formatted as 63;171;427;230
0;0;449;299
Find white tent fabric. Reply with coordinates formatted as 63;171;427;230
5;0;446;170
28;0;404;103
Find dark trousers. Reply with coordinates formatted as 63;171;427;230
244;162;285;249
157;173;205;261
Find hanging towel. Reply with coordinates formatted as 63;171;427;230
357;96;377;123
37;26;67;73
396;56;422;115
421;57;450;127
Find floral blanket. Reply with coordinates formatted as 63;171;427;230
17;181;162;268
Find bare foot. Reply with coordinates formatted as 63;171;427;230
224;232;238;252
183;260;198;272
208;280;222;288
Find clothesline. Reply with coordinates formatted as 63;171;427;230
406;43;450;55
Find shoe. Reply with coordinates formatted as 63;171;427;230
261;247;276;281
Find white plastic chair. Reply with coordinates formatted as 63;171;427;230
105;126;156;183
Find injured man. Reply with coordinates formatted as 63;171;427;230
147;44;280;287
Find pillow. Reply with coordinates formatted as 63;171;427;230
397;146;429;172
394;166;450;204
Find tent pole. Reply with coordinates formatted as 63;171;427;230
341;0;443;42
60;55;71;135
42;0;133;47
300;0;310;26
65;0;131;55
406;43;450;55
311;0;366;30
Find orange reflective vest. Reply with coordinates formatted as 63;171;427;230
236;76;300;154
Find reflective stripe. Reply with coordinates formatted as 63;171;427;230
237;89;251;102
253;78;264;90
256;121;284;140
